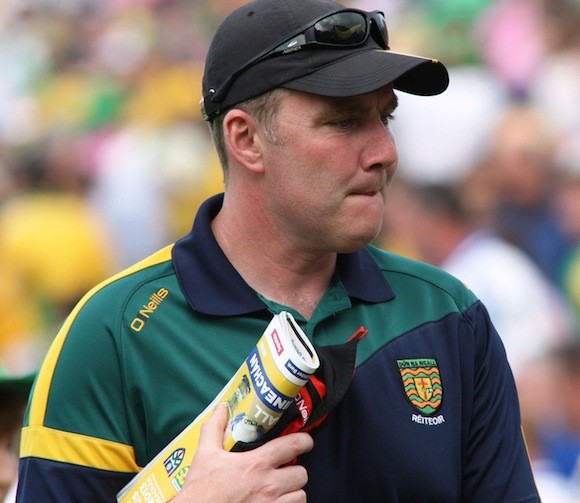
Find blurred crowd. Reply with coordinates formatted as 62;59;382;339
0;0;579;501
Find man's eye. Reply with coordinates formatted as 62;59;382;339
331;118;355;129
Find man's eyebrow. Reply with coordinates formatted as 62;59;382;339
319;98;363;117
320;91;400;117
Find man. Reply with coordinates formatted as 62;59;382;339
17;0;540;501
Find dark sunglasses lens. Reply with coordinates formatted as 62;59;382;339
314;12;367;45
371;12;389;48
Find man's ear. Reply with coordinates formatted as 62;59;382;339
223;109;265;175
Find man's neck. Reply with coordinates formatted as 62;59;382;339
211;204;336;319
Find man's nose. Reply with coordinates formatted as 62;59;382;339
362;120;398;171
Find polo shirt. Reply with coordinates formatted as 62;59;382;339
17;193;539;502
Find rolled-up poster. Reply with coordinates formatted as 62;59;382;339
117;311;319;503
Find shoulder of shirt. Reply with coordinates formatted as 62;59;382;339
366;245;479;309
72;244;175;313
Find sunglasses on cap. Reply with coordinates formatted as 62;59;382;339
202;9;389;121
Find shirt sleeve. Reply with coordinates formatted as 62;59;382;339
17;290;140;502
461;300;540;502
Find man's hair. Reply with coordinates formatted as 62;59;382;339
208;89;286;184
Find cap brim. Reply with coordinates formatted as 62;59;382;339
281;48;449;98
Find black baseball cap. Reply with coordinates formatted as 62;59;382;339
201;0;449;121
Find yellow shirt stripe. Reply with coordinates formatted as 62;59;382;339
21;425;141;472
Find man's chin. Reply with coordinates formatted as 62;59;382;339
335;230;381;254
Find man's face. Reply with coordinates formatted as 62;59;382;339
257;86;399;254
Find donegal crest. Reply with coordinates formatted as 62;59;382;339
397;358;443;416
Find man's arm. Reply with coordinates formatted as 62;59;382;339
461;301;540;502
17;403;313;503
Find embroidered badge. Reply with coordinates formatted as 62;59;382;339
397;358;443;416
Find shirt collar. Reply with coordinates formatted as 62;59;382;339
172;193;394;316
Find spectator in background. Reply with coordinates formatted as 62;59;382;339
530;338;580;497
553;142;580;328
484;102;573;284
0;263;41;376
0;134;119;368
530;0;580;151
0;368;34;503
523;405;580;503
391;182;574;378
478;0;544;98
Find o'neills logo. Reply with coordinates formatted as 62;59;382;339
130;288;169;332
